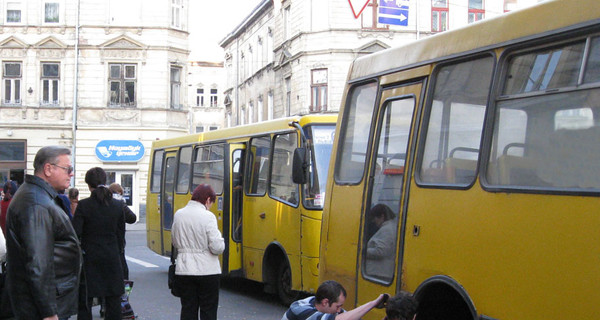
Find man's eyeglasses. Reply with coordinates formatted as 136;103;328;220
51;163;74;174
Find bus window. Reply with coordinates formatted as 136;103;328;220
487;37;600;191
162;156;176;230
271;132;299;205
176;146;192;194
418;56;494;185
304;125;336;209
246;136;271;195
192;144;225;194
335;82;378;184
363;97;415;283
150;149;164;193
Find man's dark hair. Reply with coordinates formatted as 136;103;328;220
33;146;71;174
315;280;346;305
386;292;418;320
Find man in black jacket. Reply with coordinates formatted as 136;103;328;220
6;146;82;320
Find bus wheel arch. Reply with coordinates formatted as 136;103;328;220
262;242;298;305
413;275;478;320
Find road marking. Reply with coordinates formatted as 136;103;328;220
125;256;159;268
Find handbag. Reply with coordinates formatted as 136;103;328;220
168;246;180;297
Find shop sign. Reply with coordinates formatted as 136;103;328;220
95;140;145;162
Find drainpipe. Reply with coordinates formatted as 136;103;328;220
72;0;81;182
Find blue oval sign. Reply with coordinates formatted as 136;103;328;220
95;140;145;162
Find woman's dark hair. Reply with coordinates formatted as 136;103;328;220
369;203;395;221
85;167;112;205
191;184;216;205
385;292;418;320
2;180;17;201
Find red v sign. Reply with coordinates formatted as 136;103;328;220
348;0;371;19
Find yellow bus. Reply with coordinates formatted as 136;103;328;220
146;114;337;303
319;1;600;319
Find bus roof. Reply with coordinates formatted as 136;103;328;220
151;114;338;150
350;0;600;81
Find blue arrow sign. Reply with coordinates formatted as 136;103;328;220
378;0;409;26
95;140;145;162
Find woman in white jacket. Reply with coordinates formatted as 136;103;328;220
172;184;224;320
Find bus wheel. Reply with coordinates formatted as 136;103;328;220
276;261;297;305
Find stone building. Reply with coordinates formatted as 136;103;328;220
219;0;544;127
187;61;225;133
0;0;190;217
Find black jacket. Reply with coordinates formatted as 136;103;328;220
6;174;82;319
72;196;126;297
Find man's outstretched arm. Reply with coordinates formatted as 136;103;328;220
336;294;387;320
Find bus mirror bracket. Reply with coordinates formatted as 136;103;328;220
292;147;308;184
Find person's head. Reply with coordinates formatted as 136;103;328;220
85;167;112;205
33;146;73;192
315;280;347;314
191;184;216;208
2;180;17;201
109;183;124;195
68;187;79;201
384;292;418;320
369;204;395;227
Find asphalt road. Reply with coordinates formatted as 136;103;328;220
76;222;288;319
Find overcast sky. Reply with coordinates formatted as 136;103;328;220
189;0;263;61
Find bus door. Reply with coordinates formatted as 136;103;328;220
161;152;177;255
226;143;245;275
356;81;422;310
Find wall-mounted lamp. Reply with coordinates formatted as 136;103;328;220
6;130;13;136
27;87;33;94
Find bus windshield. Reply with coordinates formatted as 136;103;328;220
304;125;335;209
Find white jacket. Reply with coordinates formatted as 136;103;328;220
171;200;224;276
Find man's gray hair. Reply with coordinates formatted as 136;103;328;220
33;146;72;174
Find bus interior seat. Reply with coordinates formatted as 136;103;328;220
496;155;537;186
444;157;477;184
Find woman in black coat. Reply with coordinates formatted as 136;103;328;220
72;167;125;320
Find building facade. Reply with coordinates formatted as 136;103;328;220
0;0;190;217
187;61;225;133
220;0;544;127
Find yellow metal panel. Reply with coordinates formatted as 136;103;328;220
403;181;600;319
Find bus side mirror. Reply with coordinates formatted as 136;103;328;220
292;147;308;184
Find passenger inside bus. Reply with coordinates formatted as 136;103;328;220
365;204;397;282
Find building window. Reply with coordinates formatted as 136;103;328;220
504;0;516;12
311;69;327;112
44;2;60;23
432;0;448;32
468;0;484;23
170;66;181;109
171;0;183;28
210;89;218;107
284;6;291;40
285;77;291;116
3;62;21;106
209;126;219;131
108;63;136;107
195;126;204;133
41;62;59;106
6;2;22;23
196;88;204;107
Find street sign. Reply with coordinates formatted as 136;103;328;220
95;140;145;162
378;0;409;26
348;0;371;18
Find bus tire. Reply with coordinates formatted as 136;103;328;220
276;260;297;305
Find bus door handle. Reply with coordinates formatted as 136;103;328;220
259;212;266;219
